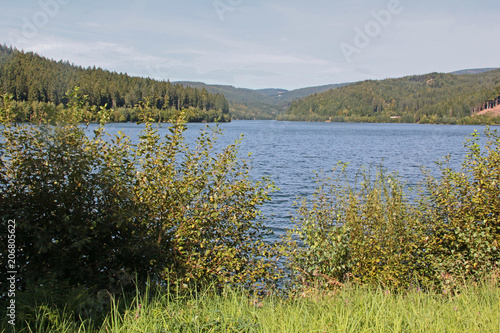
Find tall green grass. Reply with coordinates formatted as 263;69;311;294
4;282;499;332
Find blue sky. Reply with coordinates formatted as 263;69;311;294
2;0;499;90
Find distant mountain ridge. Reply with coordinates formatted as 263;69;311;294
178;70;498;120
450;68;498;75
176;69;500;119
255;88;288;98
175;81;352;119
1;43;497;122
176;81;352;104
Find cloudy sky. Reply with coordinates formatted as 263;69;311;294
2;0;499;90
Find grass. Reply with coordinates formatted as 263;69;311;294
3;282;499;333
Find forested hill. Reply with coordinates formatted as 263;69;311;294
177;81;352;120
280;70;500;124
0;45;230;122
176;81;282;120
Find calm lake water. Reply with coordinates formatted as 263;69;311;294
93;120;499;239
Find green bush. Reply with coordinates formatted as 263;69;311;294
418;128;500;285
282;128;500;290
0;91;147;293
131;104;279;290
281;165;422;290
0;89;278;299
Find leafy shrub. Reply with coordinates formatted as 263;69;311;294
0;89;278;299
281;164;422;290
418;128;500;284
131;104;279;290
0;91;152;293
282;128;500;291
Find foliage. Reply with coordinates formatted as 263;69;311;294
0;89;278;300
131;103;280;290
282;70;500;124
0;45;230;122
281;128;500;290
281;164;423;290
418;128;500;285
0;90;152;294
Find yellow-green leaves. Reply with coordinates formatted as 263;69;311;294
0;92;278;295
282;129;500;292
420;127;500;285
126;103;280;291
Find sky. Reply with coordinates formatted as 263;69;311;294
1;0;499;90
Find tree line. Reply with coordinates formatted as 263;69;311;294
280;70;500;124
0;44;230;122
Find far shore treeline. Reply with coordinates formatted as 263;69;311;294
280;70;500;124
0;45;230;123
2;44;500;124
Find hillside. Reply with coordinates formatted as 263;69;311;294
280;70;500;124
177;82;352;119
2;44;497;123
0;45;230;122
176;81;282;119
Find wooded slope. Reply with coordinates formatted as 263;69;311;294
0;45;230;119
281;70;500;123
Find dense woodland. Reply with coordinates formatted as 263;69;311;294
0;45;230;122
280;70;500;124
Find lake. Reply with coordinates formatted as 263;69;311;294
93;120;499;239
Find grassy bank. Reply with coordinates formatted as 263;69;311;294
4;281;499;332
